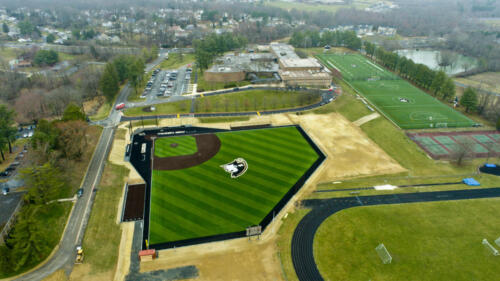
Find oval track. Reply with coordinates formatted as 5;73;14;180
291;188;500;281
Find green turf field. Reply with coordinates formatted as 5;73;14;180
149;126;320;244
317;53;476;129
314;198;500;281
154;136;197;157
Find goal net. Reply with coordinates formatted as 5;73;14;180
495;237;500;247
375;243;392;264
436;123;448;128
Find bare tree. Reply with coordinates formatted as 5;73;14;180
451;137;475;166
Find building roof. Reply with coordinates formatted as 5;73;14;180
279;70;331;80
270;43;299;60
280;58;321;69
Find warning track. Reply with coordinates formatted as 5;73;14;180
291;188;500;281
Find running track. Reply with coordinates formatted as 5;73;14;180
291;188;500;281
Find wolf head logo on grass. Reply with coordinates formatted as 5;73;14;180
221;158;248;178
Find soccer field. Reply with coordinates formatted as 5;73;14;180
149;126;321;245
317;54;476;129
314;199;500;280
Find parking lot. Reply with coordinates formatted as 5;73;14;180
141;67;192;103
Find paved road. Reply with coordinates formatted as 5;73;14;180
15;127;115;280
291;187;500;281
14;54;166;281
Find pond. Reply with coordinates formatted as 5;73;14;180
395;49;477;75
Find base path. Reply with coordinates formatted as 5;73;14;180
291;187;500;281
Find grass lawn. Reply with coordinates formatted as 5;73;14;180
89;102;112;122
197;116;250;123
455;72;500;94
317;53;475;129
314;198;500;281
154;136;197;157
193;90;321;113
124;99;192;116
124;90;321;117
149;126;320;244
157;53;195;70
81;162;128;274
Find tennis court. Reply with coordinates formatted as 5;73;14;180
407;131;500;159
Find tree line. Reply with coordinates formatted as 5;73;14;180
99;54;146;102
364;42;478;113
289;30;362;50
193;33;248;70
0;105;91;276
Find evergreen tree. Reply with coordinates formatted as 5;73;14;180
440;78;456;100
61;103;86;121
46;33;55;44
2;22;9;33
460;87;478;112
0;104;17;154
8;207;49;271
430;71;446;96
99;63;119;102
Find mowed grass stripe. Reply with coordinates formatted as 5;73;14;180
153;177;255;228
238;133;318;162
161;171;267;220
151;187;224;229
149;210;201;240
194;161;287;198
150;126;321;244
213;148;301;185
221;141;310;174
149;210;207;241
155;136;197;157
172;167;275;210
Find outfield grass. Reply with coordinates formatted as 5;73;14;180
317;53;475;129
154;136;197;157
149;126;320;244
314;198;500;281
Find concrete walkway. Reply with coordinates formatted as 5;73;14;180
353;112;380;126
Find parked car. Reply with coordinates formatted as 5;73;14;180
77;188;84;198
2;187;9;195
0;170;10;177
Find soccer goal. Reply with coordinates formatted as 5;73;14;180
482;238;499;256
436;123;448;128
375;243;392;264
495;237;500;247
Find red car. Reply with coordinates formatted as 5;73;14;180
115;103;126;110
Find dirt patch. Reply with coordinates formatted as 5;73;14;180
170;143;179;148
140;238;284;281
122;184;146;221
289;113;406;180
153;134;221;171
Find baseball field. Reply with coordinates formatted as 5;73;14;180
149;126;321;245
317;53;476;129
